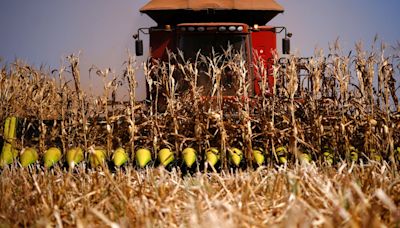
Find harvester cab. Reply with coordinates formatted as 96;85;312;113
134;0;291;97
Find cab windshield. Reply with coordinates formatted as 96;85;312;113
178;33;249;96
178;33;247;59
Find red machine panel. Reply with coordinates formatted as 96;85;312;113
150;30;176;61
251;27;276;96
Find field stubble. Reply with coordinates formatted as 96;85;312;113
1;163;399;227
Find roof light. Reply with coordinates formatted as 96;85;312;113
197;27;205;32
188;27;195;32
218;26;227;32
237;26;244;32
253;24;259;31
228;26;236;32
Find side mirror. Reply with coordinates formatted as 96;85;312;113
282;38;290;55
135;39;143;56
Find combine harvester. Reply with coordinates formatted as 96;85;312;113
135;0;291;97
1;0;312;171
133;0;295;169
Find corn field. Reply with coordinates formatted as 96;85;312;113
1;41;400;226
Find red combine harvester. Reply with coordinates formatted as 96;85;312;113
134;0;292;97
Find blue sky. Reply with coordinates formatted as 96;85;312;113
0;0;399;99
274;0;400;55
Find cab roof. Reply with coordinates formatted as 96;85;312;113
140;0;284;26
